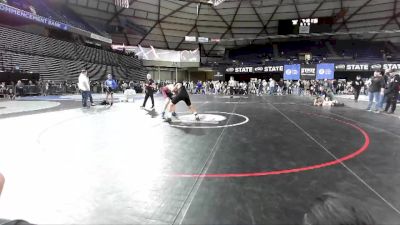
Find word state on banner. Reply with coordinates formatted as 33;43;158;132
254;66;284;73
382;63;400;70
346;64;369;71
234;67;253;73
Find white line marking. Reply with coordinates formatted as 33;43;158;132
173;101;242;225
170;112;249;129
270;103;400;216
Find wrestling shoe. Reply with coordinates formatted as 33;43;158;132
195;115;200;121
164;118;172;123
161;112;165;119
172;112;178;117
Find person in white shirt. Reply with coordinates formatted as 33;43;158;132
78;69;95;108
228;76;236;98
269;78;276;95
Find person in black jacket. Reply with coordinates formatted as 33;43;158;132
352;75;364;102
141;74;155;109
384;74;400;114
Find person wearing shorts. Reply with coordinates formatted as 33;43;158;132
161;84;176;119
104;74;117;106
164;83;199;122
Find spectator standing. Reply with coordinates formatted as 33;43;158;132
15;80;24;98
384;74;400;114
269;78;275;95
228;77;236;98
352;75;364;102
366;70;385;113
78;69;95;108
104;74;118;106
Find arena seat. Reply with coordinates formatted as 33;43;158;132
0;26;147;82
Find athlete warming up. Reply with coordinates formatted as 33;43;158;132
104;74;118;106
161;84;177;119
164;82;200;123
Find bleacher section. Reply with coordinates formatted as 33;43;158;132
278;40;330;58
0;26;147;82
229;45;274;64
6;0;104;36
228;39;391;64
330;40;386;60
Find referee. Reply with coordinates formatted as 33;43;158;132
141;74;155;109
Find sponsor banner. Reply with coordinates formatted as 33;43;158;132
224;67;254;73
185;36;196;42
213;72;224;80
0;3;69;30
263;65;284;73
225;67;235;73
316;63;335;80
90;33;112;44
284;64;301;80
370;63;382;70
225;63;400;75
345;64;369;71
382;63;400;70
301;64;316;80
254;66;264;72
198;37;209;43
335;64;346;71
225;65;284;74
112;45;200;63
233;66;253;73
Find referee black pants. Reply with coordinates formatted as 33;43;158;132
143;91;154;107
384;93;398;113
354;88;361;101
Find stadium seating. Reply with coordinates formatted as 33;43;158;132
0;26;147;81
228;39;390;64
6;0;105;36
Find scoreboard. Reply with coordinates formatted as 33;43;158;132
278;17;334;35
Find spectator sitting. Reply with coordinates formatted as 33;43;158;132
303;192;376;225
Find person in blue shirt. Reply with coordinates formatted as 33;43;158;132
104;74;118;106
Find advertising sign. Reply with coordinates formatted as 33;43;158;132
301;65;316;80
284;64;301;80
316;63;335;80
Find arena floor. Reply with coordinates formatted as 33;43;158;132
0;94;400;224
